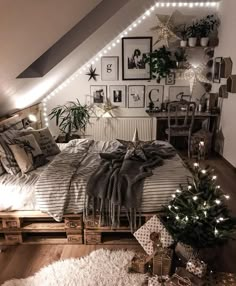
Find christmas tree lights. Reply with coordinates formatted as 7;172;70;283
163;163;236;249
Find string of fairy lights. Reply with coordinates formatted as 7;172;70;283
167;162;231;237
42;1;220;127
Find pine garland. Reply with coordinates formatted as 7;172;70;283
163;162;236;250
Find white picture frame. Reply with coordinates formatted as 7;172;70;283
90;85;107;104
109;85;126;107
101;56;119;81
169;86;191;102
146;85;164;109
128;85;145;108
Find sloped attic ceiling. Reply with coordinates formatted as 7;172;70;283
0;0;215;117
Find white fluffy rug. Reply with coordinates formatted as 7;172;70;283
3;249;146;286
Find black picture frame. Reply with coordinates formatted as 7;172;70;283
213;57;222;83
165;72;176;85
122;37;152;80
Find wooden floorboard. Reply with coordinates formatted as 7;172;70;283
0;156;235;284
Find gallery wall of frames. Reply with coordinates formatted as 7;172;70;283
45;5;219;136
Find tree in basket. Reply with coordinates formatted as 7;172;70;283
49;99;90;143
163;162;236;251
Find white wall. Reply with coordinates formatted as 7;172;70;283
44;5;219;136
213;0;236;167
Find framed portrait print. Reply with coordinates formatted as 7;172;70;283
128;85;145;108
165;72;176;85
122;37;152;80
90;85;107;104
101;57;119;81
109;85;126;107
146;85;164;109
213;57;222;83
169;86;191;102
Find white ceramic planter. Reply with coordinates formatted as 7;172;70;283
180;40;188;47
188;37;197;47
200;37;209;47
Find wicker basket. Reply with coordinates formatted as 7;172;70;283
153;248;173;276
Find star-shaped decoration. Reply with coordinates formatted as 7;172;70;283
118;129;153;161
86;65;99;81
150;11;193;47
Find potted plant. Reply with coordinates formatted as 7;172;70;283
174;48;188;69
144;46;174;83
49;99;90;143
198;15;220;47
187;22;199;47
177;24;188;47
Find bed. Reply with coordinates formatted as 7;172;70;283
0;109;191;245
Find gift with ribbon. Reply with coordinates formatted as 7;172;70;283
153;248;173;276
186;257;207;278
148;275;170;286
166;267;205;286
133;215;174;255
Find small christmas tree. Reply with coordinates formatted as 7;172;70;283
163;162;236;250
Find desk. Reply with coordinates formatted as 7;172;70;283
147;112;219;140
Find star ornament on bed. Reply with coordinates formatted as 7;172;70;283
118;129;153;161
86;65;99;81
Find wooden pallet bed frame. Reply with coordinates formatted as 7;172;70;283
0;211;83;245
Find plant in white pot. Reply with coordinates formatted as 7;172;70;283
187;22;199;47
177;24;188;47
198;15;220;47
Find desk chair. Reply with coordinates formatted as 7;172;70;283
165;101;196;158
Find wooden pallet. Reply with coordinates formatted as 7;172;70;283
84;213;156;245
0;211;83;245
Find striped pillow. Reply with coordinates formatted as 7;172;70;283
0;129;21;175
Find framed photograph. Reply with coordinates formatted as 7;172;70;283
101;56;119;81
169;86;191;102
122;37;152;80
213;57;222;83
128;85;145;108
146;85;164;109
90;85;107;104
165;72;176;85
109;85;126;107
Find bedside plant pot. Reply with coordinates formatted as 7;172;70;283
180;40;187;47
188;37;197;47
200;37;209;47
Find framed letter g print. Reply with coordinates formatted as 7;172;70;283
101;56;119;81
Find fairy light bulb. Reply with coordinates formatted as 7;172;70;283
212;175;217;180
176;189;181;193
172;194;176;198
215;199;221;205
176;215;180;220
193;196;198;201
185;216;188;221
193;162;199;167
188;185;192;190
214;228;219;235
224;195;230;200
201;170;207;174
204;211;207;217
168;205;172;209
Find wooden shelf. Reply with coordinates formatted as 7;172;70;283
23;236;68;245
22;222;65;233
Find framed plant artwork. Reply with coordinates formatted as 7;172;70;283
165;72;176;85
213;57;222;83
122;37;152;80
146;85;164;109
109;85;126;107
90;85;107;104
169;86;191;102
101;56;119;81
128;85;145;108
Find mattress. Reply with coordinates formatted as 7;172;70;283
0;140;190;213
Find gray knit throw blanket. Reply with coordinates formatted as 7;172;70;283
86;143;176;231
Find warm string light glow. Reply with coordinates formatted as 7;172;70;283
42;1;220;126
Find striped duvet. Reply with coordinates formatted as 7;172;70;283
34;139;191;222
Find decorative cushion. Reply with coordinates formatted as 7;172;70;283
9;134;48;173
0;129;21;175
22;127;60;157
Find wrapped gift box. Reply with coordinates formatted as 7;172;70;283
133;215;174;255
153;248;173;276
186;257;207;278
166;267;205;286
175;242;195;263
148;275;170;286
128;252;152;274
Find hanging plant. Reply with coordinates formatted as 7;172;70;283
144;46;174;83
